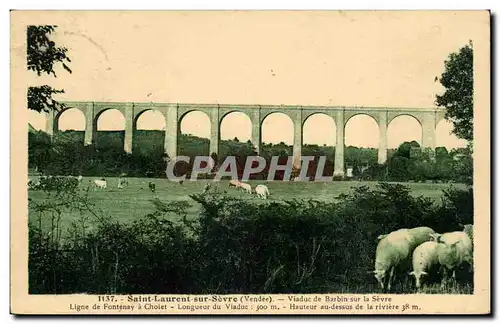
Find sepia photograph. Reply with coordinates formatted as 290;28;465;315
10;9;490;315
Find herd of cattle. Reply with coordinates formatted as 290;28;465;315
373;225;473;291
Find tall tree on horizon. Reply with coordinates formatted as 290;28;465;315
435;41;473;143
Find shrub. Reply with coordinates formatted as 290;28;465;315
28;182;474;294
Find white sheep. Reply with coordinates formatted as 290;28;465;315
430;231;473;287
373;226;436;291
409;241;439;289
406;226;436;250
255;184;270;199
93;179;107;190
239;182;252;194
462;224;473;245
373;229;413;291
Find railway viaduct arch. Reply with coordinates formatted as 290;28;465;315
46;101;446;177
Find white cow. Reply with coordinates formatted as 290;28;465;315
239;182;252;194
93;179;107;190
255;184;270;199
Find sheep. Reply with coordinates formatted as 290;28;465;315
430;231;473;287
407;226;437;250
409;241;440;289
461;224;473;245
239;182;252;194
373;229;413;291
255;184;270;199
378;227;435;248
373;226;436;291
229;179;241;188
93;179;107;190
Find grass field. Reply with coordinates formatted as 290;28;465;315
27;177;472;295
28;176;466;228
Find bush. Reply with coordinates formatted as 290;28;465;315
28;182;474;294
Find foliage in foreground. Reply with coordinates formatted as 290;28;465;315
28;180;473;294
27;25;72;113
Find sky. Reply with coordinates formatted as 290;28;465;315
23;11;478;149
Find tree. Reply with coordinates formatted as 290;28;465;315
27;25;72;113
435;41;473;142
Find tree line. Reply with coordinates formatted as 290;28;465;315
28;128;472;183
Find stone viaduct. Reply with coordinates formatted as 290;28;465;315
46;101;446;176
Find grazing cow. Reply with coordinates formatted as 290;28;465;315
93;179;107;190
373;226;436;291
409;241;440;289
255;184;270;199
148;181;156;193
430;231;473;287
229;179;241;188
239;182;252;194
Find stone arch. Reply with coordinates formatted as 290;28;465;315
93;108;127;151
178;110;211;138
259;110;296;126
388;112;423;127
302;112;336;146
134;109;166;130
220;109;251;122
344;111;379;127
344;113;380;148
220;111;252;142
387;114;423;149
435;119;467;149
260;112;294;146
178;110;211;156
55;107;86;132
95;108;126;131
132;109;167;155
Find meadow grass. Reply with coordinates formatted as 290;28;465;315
27;177;472;295
28;177;466;229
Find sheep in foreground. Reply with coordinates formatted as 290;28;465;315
430;231;473;287
373;230;412;291
462;224;473;245
373;226;436;291
409;241;440;289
